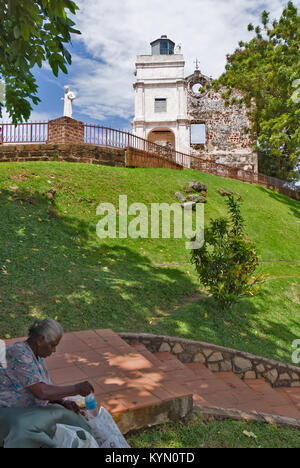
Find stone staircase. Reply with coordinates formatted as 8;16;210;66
9;329;299;434
50;330;300;432
138;345;300;420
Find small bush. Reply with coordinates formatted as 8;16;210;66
191;194;263;309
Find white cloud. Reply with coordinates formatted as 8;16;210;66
0;107;11;122
0;107;54;123
29;110;54;122
69;55;134;121
64;0;289;123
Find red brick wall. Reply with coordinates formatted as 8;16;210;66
47;117;84;145
0;143;297;201
0;144;125;167
0;144;182;170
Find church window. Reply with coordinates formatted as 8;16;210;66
191;123;206;144
155;98;167;113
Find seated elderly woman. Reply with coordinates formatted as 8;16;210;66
0;318;94;412
0;319;131;448
0;319;98;447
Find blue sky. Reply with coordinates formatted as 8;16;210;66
1;0;288;130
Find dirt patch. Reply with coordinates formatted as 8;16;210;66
164;293;208;315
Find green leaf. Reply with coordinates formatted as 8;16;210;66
13;25;21;39
20;23;31;41
217;1;300;181
58;62;68;74
0;0;81;122
243;430;258;439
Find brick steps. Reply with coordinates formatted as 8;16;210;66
275;388;300;411
152;353;300;421
48;330;300;426
7;330;300;434
244;379;300;420
45;331;193;433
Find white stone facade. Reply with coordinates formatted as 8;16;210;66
132;37;257;172
131;52;190;158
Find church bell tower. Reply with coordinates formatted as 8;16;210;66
131;35;190;157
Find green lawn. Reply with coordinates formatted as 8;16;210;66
0;162;299;366
0;161;299;448
127;411;300;448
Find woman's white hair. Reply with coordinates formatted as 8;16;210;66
28;318;63;343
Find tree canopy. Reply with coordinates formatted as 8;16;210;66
0;0;80;123
216;1;300;182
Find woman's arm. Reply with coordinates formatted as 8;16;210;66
27;381;94;402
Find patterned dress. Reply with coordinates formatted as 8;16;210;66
0;341;51;408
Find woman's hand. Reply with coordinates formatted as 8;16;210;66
61;400;82;414
29;381;94;403
75;381;94;397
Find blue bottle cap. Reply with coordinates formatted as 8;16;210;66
85;394;97;411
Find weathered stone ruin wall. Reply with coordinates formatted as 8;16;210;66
187;78;258;172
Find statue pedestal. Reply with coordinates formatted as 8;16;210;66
47;117;84;145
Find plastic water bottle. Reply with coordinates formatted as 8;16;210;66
85;393;98;418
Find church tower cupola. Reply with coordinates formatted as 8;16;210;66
150;35;175;55
132;36;190;157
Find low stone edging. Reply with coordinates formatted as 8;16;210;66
192;405;300;431
119;332;300;388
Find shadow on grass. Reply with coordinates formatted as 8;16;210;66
148;282;300;364
0;188;298;365
0;188;197;337
257;186;300;220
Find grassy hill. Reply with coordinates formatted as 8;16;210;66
0;161;299;365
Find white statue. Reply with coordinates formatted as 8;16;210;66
61;85;76;118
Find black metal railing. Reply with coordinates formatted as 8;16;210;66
0;121;298;197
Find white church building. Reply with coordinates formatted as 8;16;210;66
131;35;190;155
131;35;258;173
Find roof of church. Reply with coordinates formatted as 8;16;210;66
150;35;175;46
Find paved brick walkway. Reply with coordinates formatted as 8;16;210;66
5;329;300;432
44;329;191;415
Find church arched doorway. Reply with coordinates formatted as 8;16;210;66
147;128;175;149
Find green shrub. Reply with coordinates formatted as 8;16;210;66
191;194;263;309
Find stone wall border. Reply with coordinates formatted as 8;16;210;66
0;144;183;171
192;405;300;431
0;144;126;167
119;332;300;388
